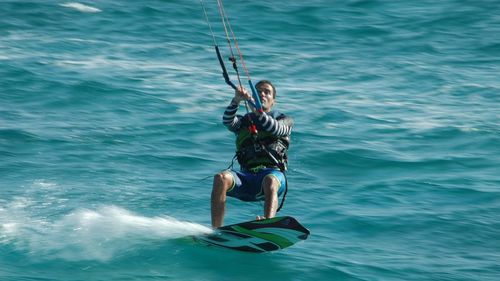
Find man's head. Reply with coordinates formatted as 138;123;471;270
255;80;276;112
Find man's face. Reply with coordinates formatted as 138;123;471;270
256;83;275;112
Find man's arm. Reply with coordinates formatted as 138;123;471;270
223;86;254;132
256;113;293;137
222;98;242;132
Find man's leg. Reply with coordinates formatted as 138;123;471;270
211;171;234;228
259;174;280;220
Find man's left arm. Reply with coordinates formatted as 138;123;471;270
257;113;293;137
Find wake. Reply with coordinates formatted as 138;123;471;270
0;205;212;261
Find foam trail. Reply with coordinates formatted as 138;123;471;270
0;205;212;261
60;2;102;13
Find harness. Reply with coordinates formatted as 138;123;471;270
236;134;289;171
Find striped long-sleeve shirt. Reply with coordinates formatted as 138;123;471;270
222;101;293;137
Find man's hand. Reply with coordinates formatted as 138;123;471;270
233;86;253;104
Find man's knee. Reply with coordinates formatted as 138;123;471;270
213;171;233;191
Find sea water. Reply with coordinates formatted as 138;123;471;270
1;1;499;280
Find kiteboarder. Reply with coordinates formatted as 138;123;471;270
210;80;293;228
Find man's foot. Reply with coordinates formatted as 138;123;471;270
256;215;266;221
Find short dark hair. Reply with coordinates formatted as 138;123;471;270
255;80;276;98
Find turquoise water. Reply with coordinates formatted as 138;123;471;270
1;0;499;280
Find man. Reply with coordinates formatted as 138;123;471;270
211;80;293;228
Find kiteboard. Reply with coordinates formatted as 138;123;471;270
193;216;310;253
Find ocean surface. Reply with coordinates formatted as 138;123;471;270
1;1;499;280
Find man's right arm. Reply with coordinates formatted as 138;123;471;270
222;98;242;132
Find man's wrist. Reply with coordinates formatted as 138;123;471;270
231;98;241;105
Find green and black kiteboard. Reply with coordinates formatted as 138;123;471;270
194;216;310;253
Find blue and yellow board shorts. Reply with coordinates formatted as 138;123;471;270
226;167;286;202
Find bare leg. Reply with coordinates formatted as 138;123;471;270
211;171;233;228
259;175;280;220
